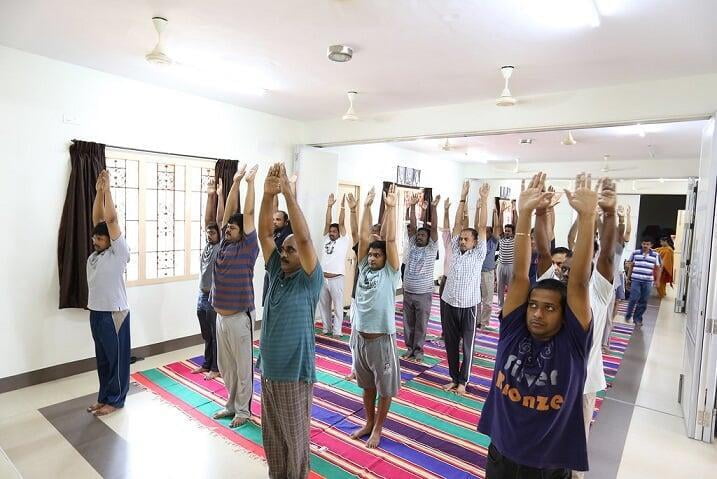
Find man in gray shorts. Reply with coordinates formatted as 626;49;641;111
350;185;401;449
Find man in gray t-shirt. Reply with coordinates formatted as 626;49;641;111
86;170;131;417
193;178;222;379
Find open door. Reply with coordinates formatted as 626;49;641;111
680;117;717;441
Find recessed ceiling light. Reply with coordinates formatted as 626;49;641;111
327;45;354;62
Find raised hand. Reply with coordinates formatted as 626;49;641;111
408;193;420;206
564;173;599;217
365;187;376;207
216;178;223;196
598;177;617;214
207;178;216;195
327;193;336;207
518;172;553;213
384;184;397;208
431;194;442;208
548;186;562;209
277;163;292;196
444;197;451;211
626;205;632;217
479;182;490;199
233;164;247;183
460;180;470;200
264;163;282;196
289;174;298;197
347;193;358;210
245;164;258;183
96;170;107;192
617;205;625;218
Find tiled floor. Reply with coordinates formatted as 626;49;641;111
1;293;716;479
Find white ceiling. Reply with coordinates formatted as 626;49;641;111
390;119;706;169
0;0;715;120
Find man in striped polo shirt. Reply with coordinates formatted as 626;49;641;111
257;163;323;478
441;180;489;396
210;164;260;428
401;193;440;363
625;237;662;326
496;201;516;308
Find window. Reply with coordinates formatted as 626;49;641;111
106;150;215;285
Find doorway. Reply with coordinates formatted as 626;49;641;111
338;182;360;308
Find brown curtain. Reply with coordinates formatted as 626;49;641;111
57;140;106;309
215;159;239;210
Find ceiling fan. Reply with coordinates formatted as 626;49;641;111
342;91;359;121
561;130;577;146
146;17;172;65
599;155;634;173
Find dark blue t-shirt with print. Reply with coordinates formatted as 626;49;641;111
477;303;592;471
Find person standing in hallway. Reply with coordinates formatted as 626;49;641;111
655;236;674;298
441;180;489;396
319;193;352;336
495;200;516;308
350;185;401;449
86;170;131;417
257;163;323;479
402;193;440;362
478;172;596;478
211;164;260;428
192;178;223;380
625;236;662;327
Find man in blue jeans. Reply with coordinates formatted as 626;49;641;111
625;236;661;327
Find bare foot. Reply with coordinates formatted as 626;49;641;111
455;384;467;396
350;423;374;440
230;416;248;428
213;409;234;420
400;352;412;359
92;404;118;416
366;431;382;449
344;372;356;381
86;403;104;413
443;382;458;391
601;346;611;354
204;371;220;380
191;366;209;374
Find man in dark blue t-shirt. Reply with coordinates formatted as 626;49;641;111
478;172;598;478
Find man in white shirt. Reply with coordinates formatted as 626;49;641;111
86;170;131;417
441;180;490;396
535;177;619;479
319;193;352;336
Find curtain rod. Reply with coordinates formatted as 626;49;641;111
71;139;230;162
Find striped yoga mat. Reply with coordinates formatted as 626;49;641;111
133;294;634;478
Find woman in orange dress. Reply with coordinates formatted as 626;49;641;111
655;236;674;298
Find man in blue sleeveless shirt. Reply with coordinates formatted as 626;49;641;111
478;172;597;478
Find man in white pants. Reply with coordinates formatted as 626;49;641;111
535;176;618;479
319;193;351;336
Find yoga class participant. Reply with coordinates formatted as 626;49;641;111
192;177;222;380
350;185;401;449
401;193;440;362
258;163;323;479
211;164;260;428
86;170;131;417
535;177;618;479
440;180;489;396
479;172;597;478
319;193;352;336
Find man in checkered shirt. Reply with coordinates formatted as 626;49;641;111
441;180;489;396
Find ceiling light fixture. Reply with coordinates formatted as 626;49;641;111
561;130;577;145
520;138;534;144
327;45;354;63
496;66;517;107
342;91;359;121
146;17;172;66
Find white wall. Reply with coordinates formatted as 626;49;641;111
0;46;303;378
322;143;466;277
